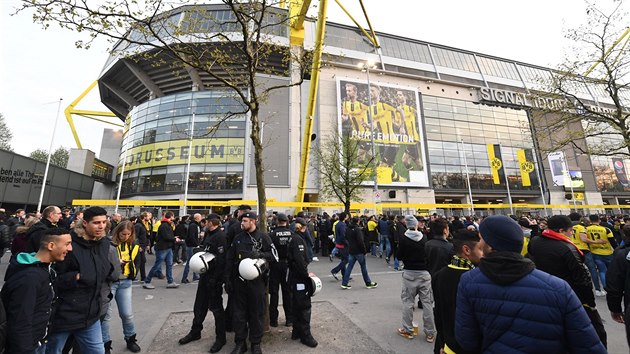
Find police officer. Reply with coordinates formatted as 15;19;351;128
268;213;294;327
225;211;276;354
178;214;228;353
224;204;252;333
287;217;318;348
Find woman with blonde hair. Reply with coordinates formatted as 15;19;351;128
101;220;141;353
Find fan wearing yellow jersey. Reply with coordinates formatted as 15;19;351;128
369;86;397;166
396;90;423;170
569;213;603;295
586;215;616;296
341;83;369;137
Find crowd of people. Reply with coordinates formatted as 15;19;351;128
1;204;630;353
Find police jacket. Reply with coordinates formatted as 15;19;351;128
225;228;275;282
200;226;227;282
155;219;175;251
606;244;630;314
269;225;293;261
528;230;596;308
186;221;202;247
455;251;606;354
50;228;112;333
1;253;55;354
287;233;309;284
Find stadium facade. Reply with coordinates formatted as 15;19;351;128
97;4;630;215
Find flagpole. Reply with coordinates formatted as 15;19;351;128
37;98;63;213
499;143;514;215
533;154;548;216
460;139;475;216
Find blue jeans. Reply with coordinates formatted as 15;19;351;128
34;344;46;354
585;252;601;290
593;254;613;289
146;248;174;284
370;243;378;256
46;320;105;354
182;246;200;282
342;254;372;286
380;236;391;258
331;247;348;275
101;279;136;342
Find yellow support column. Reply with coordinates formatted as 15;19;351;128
296;0;328;203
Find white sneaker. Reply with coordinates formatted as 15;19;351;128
600;289;607;296
312;257;319;262
167;282;180;289
595;290;603;297
143;283;155;289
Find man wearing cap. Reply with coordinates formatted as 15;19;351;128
268;213;294;327
225;211;276;354
455;215;606;353
179;214;228;352
287;217;318;348
224;204;251;333
397;214;436;343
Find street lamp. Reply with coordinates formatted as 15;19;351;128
359;60;379;213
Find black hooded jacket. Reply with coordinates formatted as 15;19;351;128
1;254;55;354
50;228;112;333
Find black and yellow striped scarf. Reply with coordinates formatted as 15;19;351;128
450;255;475;270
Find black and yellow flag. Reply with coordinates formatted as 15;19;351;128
517;149;538;187
486;144;505;185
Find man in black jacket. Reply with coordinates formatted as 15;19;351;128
2;227;72;354
179;214;228;353
425;218;454;276
340;216;377;290
26;205;62;253
45;206;113;354
529;215;607;346
131;215;148;281
605;223;630;348
397;215;436;343
182;213;203;284
224;211;276;354
143;211;180;289
287;218;318;348
431;230;482;354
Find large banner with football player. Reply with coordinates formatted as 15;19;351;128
336;78;429;187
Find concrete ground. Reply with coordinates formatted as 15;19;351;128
1;251;626;353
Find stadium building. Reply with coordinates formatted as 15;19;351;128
95;3;630;216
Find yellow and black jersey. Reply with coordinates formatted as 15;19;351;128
586;224;614;256
571;224;589;252
399;104;419;142
370;102;396;142
342;100;368;133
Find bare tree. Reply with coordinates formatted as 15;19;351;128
532;2;630;157
312;130;374;213
17;0;312;231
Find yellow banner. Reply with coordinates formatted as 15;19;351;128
517;149;534;186
486;144;502;184
121;138;245;172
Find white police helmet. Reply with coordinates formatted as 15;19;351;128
310;274;323;296
188;252;216;274
238;258;269;280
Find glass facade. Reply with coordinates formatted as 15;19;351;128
120;91;247;196
423;96;538;191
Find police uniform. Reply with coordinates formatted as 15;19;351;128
268;216;294;326
225;212;276;353
180;214;228;352
287;227;318;347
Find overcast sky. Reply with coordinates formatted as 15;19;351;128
0;0;610;157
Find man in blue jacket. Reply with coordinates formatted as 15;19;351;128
455;215;606;354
